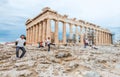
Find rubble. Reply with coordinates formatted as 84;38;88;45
0;44;120;77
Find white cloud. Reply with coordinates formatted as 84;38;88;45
0;0;120;42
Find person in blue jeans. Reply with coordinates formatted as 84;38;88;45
46;37;51;52
15;35;26;58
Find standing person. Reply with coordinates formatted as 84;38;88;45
15;35;26;58
84;38;86;48
44;39;47;46
84;38;89;48
86;39;89;46
46;37;51;52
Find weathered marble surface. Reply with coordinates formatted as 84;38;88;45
0;44;120;77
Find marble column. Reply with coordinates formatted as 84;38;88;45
35;24;39;43
107;33;109;45
28;28;30;43
108;33;110;45
29;27;32;43
54;20;59;44
93;29;95;45
34;25;36;44
38;22;41;42
80;26;84;45
26;29;29;43
46;19;51;39
106;32;108;45
98;30;100;45
95;29;98;45
42;21;45;41
105;32;107;45
33;26;35;43
31;27;33;43
109;34;111;44
99;31;102;45
75;25;79;43
110;34;112;44
84;27;87;38
103;31;105;45
63;22;66;44
69;23;73;39
100;31;101;45
101;31;104;45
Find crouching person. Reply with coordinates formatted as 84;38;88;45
15;35;26;58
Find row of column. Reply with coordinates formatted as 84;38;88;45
54;21;84;44
26;19;51;44
54;20;66;44
95;30;112;45
26;19;112;45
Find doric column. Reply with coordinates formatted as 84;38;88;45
29;27;32;43
38;22;41;42
104;32;106;45
30;27;32;43
105;32;107;45
95;29;98;45
35;24;38;43
33;26;35;44
28;28;31;43
102;32;104;45
63;22;66;44
93;29;95;45
34;25;36;44
110;34;112;44
80;26;84;45
101;31;103;45
106;32;108;45
103;32;105;45
98;30;100;45
42;21;45;41
108;33;110;45
27;28;29;43
102;31;104;45
46;18;51;39
54;20;59;44
84;27;87;38
99;31;102;45
26;29;29;43
69;23;73;39
109;33;111;45
31;27;33;44
75;25;79;43
107;33;108;45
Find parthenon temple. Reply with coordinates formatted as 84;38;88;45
26;7;112;45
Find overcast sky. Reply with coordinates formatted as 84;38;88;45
0;0;120;42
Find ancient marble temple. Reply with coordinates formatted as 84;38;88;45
25;7;112;45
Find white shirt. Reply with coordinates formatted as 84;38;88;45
47;39;50;45
16;38;26;47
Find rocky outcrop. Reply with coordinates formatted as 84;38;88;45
0;44;120;77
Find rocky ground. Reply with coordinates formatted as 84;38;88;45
0;44;120;77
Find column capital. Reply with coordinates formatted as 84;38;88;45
62;21;67;24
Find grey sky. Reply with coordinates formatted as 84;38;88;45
0;0;120;42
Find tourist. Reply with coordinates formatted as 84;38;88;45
38;42;43;48
84;38;89;48
15;35;26;58
46;37;51;52
45;39;47;46
38;41;45;48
